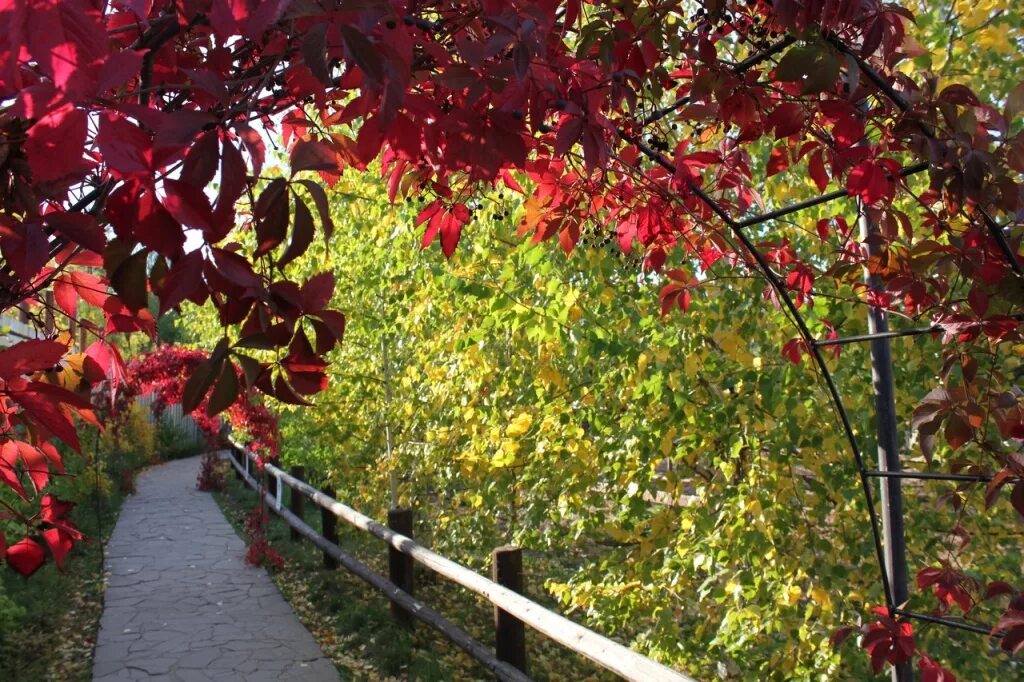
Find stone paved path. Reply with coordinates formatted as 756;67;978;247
92;456;339;681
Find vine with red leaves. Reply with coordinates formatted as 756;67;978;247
242;505;284;571
126;345;281;458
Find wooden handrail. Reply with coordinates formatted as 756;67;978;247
226;441;695;682
225;449;529;682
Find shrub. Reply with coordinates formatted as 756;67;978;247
100;402;156;474
154;415;205;461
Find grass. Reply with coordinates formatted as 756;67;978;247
0;486;124;682
212;460;612;681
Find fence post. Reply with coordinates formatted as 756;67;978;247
232;447;242;480
492;546;527;674
265;468;278;500
289;466;305;541
321;486;339;570
387;508;414;628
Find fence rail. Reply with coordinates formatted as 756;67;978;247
223;441;694;682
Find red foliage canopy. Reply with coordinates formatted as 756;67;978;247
127;345;281;457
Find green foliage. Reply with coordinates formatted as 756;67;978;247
154;415;206;461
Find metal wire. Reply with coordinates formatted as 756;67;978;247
864;470;994;483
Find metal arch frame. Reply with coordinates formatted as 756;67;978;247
623;32;1022;654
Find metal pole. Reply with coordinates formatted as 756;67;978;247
381;336;399;508
859;204;912;682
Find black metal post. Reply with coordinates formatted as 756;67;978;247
860;205;912;682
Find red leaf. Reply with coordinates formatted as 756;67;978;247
254;178;289;256
0;444;28;500
340;24;385;82
158;252;206;315
918;655;957;682
554;118;584;158
300;22;331;85
290;139;340;175
235;122;266;176
440;205;470;258
206;362;239;417
277;196;315;268
829;625;854;650
944;413;973;451
832;115;865;148
45;211;105;254
861;610;915;674
162;179;215;232
313;310;346;343
0;220;50;280
782;338;804;365
96;114;153;177
53;278;78;317
24;103;89;184
41;528;74;571
0;340;67;379
11;390;80;451
766;147;790;176
40;494;77;532
296;179;334;239
808;150;829;192
272;373;312;405
1012;481;1024;518
967;287;989;317
181;358;221;414
182;131;220;188
767;102;807;139
6;538;45;577
301;272;335;313
983;581;1016;600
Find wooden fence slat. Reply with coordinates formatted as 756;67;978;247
227;443;695;682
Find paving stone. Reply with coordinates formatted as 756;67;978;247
92;456;338;681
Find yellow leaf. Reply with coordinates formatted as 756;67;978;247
506;412;533;437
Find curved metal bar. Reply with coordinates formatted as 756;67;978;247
619;130;897;609
893;609;1001;638
735;162;929;229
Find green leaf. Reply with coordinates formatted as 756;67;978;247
775;44;840;94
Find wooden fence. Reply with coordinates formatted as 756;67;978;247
136;393;204;443
223;441;695;682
